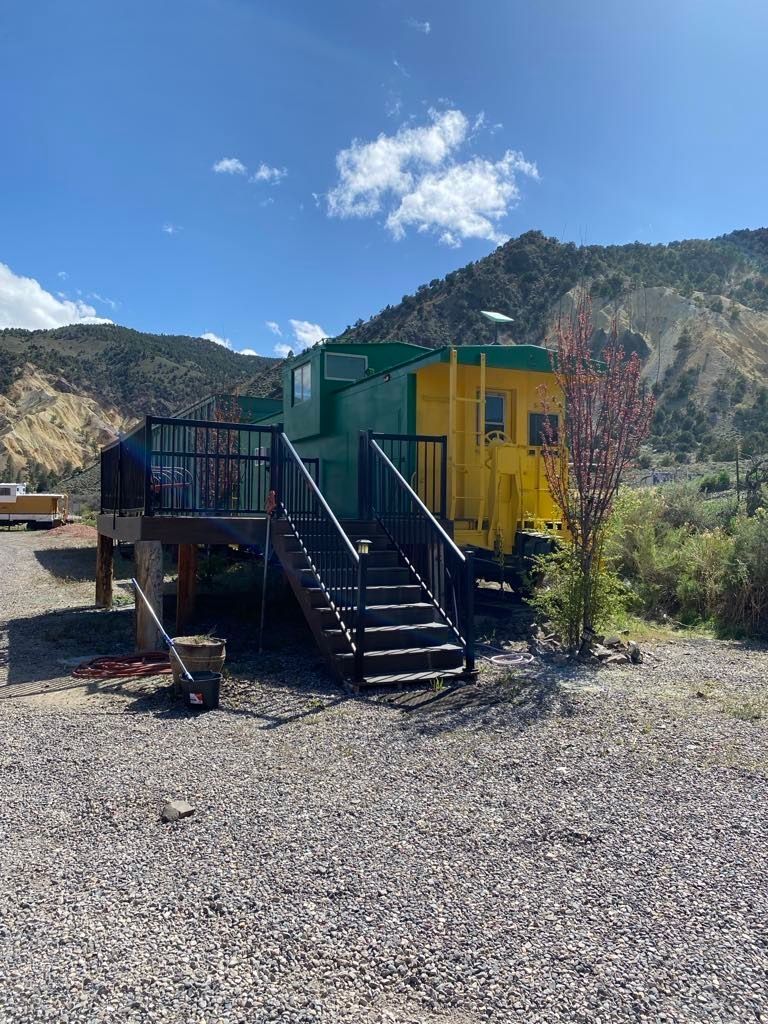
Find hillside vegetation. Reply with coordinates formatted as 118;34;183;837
338;228;768;459
5;228;768;485
0;324;275;483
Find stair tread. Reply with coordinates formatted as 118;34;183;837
304;584;418;594
361;668;466;685
336;642;463;660
324;622;449;637
324;601;433;612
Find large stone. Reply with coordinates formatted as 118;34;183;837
161;800;195;823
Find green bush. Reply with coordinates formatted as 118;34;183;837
719;510;768;635
699;469;731;493
607;484;768;636
528;544;628;649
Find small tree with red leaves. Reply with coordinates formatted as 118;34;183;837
538;296;654;650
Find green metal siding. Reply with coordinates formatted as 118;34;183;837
250;341;552;518
292;367;414;518
175;393;282;423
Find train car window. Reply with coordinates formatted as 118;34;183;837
0;486;11;498
325;352;367;381
292;362;312;404
477;391;507;441
529;412;559;445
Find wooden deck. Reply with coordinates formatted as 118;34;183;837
96;513;269;546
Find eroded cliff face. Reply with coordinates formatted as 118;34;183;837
556;285;768;408
0;364;136;476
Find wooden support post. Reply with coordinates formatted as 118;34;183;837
135;540;163;651
95;533;114;609
176;543;198;635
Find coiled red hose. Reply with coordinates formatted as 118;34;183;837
72;652;172;680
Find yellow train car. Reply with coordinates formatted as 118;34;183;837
262;340;566;583
0;483;68;528
416;347;565;558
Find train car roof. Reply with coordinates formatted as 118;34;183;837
328;342;555;392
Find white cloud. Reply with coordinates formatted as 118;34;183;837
213;156;247;175
265;320;282;336
0;263;113;330
273;319;328;356
384;91;403;119
200;331;233;349
90;292;119;311
240;348;258;356
289;319;328;349
387;150;539;246
406;18;431;34
392;58;410;78
311;192;322;208
162;223;182;235
251;163;287;185
57;270;68;280
327;109;538;246
328;108;468;218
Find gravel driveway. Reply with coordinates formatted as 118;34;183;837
1;529;767;1023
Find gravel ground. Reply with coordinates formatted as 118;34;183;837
1;529;767;1023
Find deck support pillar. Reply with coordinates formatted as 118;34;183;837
95;533;114;609
176;543;198;635
135;540;164;651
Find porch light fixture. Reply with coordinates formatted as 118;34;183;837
356;539;371;555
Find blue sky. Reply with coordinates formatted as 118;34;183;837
0;0;766;356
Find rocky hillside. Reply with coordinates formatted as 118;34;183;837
337;228;768;459
0;324;275;484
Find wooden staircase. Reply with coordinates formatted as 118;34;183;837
271;518;467;687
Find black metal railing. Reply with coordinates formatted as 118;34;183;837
277;432;366;678
360;432;447;519
365;436;475;674
101;421;151;515
101;416;279;517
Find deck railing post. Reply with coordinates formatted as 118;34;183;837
463;546;476;676
357;431;368;520
354;539;370;683
144;416;153;515
270;424;284;507
116;440;123;523
358;430;375;521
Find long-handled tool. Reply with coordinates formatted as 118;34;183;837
131;577;195;683
258;490;277;654
258;511;271;654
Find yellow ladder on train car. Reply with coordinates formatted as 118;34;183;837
447;348;487;531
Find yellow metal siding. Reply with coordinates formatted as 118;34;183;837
9;495;64;514
415;358;564;553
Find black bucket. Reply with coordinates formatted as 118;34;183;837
179;671;221;710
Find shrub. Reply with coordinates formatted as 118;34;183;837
528;544;628;649
699;470;731;493
719;511;768;635
607;484;768;636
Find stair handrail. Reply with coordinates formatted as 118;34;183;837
367;437;475;674
371;439;464;562
278;433;359;561
277;433;366;677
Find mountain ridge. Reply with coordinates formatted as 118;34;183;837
0;323;276;485
4;226;768;485
335;228;768;459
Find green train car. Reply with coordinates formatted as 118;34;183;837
248;340;566;578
